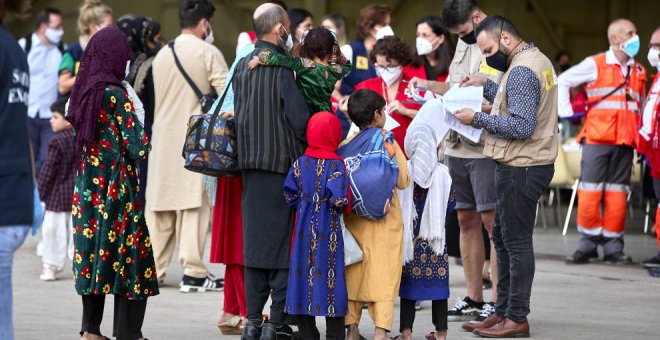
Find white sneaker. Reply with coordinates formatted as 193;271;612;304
39;266;57;281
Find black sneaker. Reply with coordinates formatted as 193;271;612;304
179;274;224;293
641;255;660;268
564;250;599;264
447;297;484;321
603;252;632;265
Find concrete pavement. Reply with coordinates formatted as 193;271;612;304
11;216;660;339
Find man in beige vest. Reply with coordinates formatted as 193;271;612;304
147;0;228;292
455;16;557;338
410;0;503;325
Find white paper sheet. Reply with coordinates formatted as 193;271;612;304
443;84;483;112
443;109;482;143
442;84;484;143
409;98;450;146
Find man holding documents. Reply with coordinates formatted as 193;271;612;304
454;16;557;338
409;0;502;325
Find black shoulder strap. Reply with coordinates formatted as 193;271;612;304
168;40;204;100
22;34;64;55
196;73;236;149
24;33;32;54
589;68;631;109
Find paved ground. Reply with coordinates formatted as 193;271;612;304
11;207;660;339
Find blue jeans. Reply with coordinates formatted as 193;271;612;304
0;226;30;340
493;164;553;323
27;117;53;178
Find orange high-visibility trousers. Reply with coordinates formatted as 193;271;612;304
577;182;604;235
602;185;629;237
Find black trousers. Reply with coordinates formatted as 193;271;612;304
244;266;292;324
400;298;448;332
296;315;345;340
81;294;147;340
493;164;553;322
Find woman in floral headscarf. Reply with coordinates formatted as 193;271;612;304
68;26;158;340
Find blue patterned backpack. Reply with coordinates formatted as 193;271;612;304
182;76;239;177
337;128;399;220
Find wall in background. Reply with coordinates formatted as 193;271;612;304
4;0;660;72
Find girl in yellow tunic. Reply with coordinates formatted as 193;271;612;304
342;89;410;340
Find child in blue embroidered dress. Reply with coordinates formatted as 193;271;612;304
283;111;351;340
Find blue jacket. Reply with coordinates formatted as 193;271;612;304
0;25;33;227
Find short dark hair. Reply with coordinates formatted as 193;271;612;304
475;15;521;41
299;27;335;60
356;4;391;41
369;36;413;66
253;4;288;38
35;7;61;29
179;0;215;29
50;97;68;117
441;0;479;30
288;8;312;37
348;89;386;129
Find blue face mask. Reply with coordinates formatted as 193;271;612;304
621;35;640;58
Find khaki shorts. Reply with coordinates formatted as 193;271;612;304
446;155;497;212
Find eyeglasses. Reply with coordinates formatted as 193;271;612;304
375;65;400;72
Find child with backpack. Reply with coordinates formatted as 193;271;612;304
282;111;351;340
248;26;351;114
339;89;410;340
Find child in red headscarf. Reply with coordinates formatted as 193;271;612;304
282;111;351;340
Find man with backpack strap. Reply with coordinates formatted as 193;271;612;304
558;19;647;265
17;8;64;178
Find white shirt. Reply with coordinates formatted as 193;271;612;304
236;32;253;55
557;48;634;118
640;73;660;140
19;33;62;119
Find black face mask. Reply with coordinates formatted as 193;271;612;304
485;20;510;73
460;31;477;45
486;47;509;72
459;20;477;45
559;64;571;72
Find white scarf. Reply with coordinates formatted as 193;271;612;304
399;124;452;264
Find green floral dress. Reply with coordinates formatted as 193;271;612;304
72;85;159;300
256;50;351;113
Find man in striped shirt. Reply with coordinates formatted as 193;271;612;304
233;3;311;339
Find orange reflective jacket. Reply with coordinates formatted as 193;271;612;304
578;53;646;147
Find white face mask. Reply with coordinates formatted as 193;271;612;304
45;27;64;44
204;23;215;44
377;65;402;86
648;47;660;70
280;26;293;52
125;60;131;79
416;36;439;56
375;25;395;40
